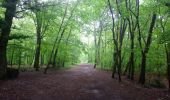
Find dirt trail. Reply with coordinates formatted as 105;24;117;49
0;64;169;100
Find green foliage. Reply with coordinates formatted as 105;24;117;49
1;0;86;70
9;34;31;40
158;30;170;44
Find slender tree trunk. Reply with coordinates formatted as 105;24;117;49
45;5;68;74
118;50;122;82
0;46;7;79
128;60;131;78
139;52;146;84
123;61;130;75
41;52;45;66
0;0;17;79
165;44;170;92
94;29;97;66
45;41;57;73
129;33;135;80
126;10;136;80
117;19;127;81
108;0;118;79
52;48;59;67
34;29;41;71
51;3;76;68
112;50;117;78
52;28;66;67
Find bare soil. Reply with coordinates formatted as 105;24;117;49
0;64;170;100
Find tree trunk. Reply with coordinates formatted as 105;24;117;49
108;0;117;79
112;50;117;78
0;46;7;79
165;44;170;92
130;34;134;80
118;50;122;82
139;52;146;84
52;48;59;67
0;0;17;79
138;14;156;84
126;16;135;80
94;29;97;66
41;53;44;66
123;61;130;75
52;28;66;67
34;30;41;71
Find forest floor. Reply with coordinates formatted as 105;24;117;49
0;64;170;100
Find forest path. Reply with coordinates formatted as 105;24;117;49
0;64;169;100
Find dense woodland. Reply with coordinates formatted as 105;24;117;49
0;0;170;93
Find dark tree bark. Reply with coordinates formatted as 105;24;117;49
138;14;157;84
123;61;130;75
108;0;117;79
34;27;41;71
108;0;127;82
118;19;127;81
124;0;140;80
112;50;117;78
127;18;135;80
139;52;146;84
0;0;17;79
129;37;135;80
165;44;170;92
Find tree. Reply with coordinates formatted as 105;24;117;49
138;14;157;84
159;1;170;91
44;1;81;73
0;0;17;79
29;0;55;71
108;0;127;81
